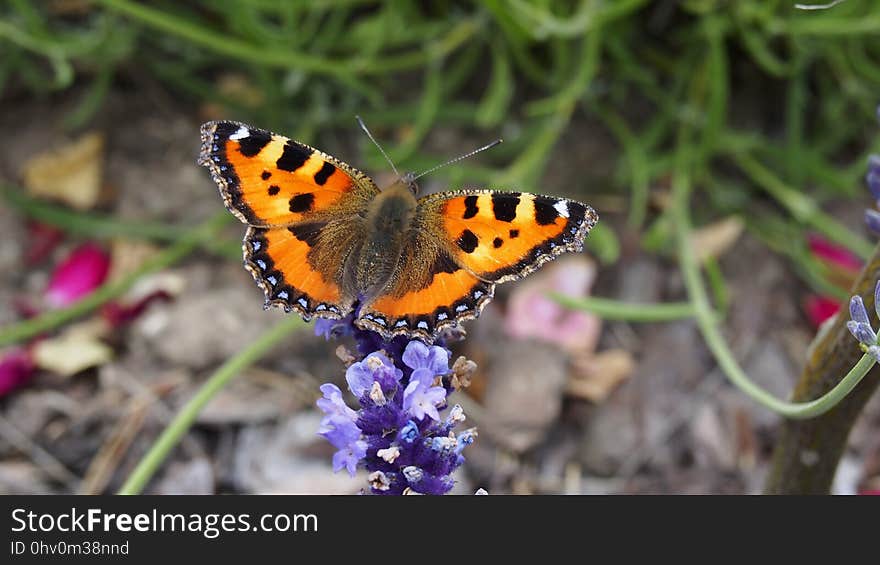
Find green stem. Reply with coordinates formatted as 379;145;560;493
732;152;873;260
93;0;479;77
117;315;303;495
551;294;697;322
0;213;231;348
2;186;241;260
673;161;874;419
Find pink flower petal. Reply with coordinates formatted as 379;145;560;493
45;242;110;308
0;348;35;398
807;234;862;272
804;295;841;329
505;256;600;353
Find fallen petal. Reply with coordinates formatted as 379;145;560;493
0;348;36;397
45;242;111;308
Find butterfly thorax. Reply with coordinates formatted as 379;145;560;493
349;179;418;298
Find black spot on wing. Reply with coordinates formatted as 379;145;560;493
509;229;519;238
463;195;479;219
314;162;336;185
276;142;311;172
493;237;503;248
261;171;272;180
431;250;460;275
289;193;315;213
567;201;587;226
237;131;271;157
456;229;479;253
288;223;324;247
534;196;560;226
492;193;520;222
268;185;280;196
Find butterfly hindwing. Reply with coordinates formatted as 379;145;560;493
245;223;360;319
357;230;495;341
427;190;598;283
199;121;379;227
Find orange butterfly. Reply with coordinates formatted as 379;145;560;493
198;120;598;342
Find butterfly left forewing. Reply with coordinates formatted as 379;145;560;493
425;190;598;283
199;121;378;227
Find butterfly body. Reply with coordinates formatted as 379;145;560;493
199;120;598;342
353;178;418;298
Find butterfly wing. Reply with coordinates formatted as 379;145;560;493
200;121;376;318
429;190;598;283
356;189;598;341
199;121;379;227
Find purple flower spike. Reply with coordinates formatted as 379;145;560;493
875;281;880;320
314;313;478;494
866;209;880;236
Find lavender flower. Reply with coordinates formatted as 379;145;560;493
865;109;880;235
315;319;477;495
866;209;880;236
847;281;880;362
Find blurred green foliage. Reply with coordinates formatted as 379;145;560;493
3;0;880;275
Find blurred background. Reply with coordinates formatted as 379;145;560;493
2;0;880;494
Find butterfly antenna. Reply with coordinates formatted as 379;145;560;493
356;115;400;177
412;139;503;181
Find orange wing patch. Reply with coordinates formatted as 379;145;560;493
431;191;598;283
358;267;493;341
244;225;351;319
199;121;377;227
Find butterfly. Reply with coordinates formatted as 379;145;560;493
198;120;598;342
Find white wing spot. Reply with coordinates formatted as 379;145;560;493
554;201;570;218
252;241;261;251
277;291;289;299
229;126;250;140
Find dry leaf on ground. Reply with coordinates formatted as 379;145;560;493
22;132;107;210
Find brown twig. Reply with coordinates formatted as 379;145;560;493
764;244;880;494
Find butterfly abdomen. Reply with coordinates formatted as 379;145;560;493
355;181;418;296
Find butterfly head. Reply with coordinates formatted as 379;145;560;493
400;171;419;195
